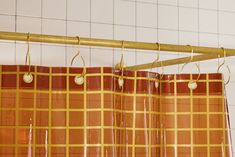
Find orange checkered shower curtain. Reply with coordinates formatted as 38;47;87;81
0;65;232;157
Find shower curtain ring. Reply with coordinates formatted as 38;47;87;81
117;40;126;88
217;47;231;85
149;42;161;88
71;36;86;85
181;45;200;90
23;32;33;83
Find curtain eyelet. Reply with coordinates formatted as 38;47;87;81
188;81;197;90
118;77;124;87
23;73;33;83
74;75;84;85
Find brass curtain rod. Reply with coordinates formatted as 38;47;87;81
1;31;235;56
0;31;234;71
126;54;219;70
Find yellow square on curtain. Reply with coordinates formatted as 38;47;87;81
0;65;232;157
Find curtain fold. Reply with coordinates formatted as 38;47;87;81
0;65;232;157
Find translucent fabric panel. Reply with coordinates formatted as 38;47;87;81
0;65;232;157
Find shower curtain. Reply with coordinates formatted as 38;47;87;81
0;65;232;157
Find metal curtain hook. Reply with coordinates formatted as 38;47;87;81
23;32;33;84
118;40;125;88
181;45;194;72
180;45;201;90
217;47;231;85
150;42;161;72
71;36;86;85
149;42;161;88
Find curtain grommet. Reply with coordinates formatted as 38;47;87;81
118;77;124;87
188;81;197;90
23;73;33;83
155;79;159;88
74;75;84;85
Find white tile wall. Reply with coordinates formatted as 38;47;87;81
114;0;135;26
0;15;15;31
114;25;136;41
91;0;113;24
1;0;235;154
199;0;217;9
0;0;15;15
17;0;41;17
158;5;178;30
16;16;41;33
179;7;198;31
199;10;217;33
67;0;90;22
179;0;198;7
42;0;66;19
136;2;157;28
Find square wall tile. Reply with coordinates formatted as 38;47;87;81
91;48;113;67
179;7;198;32
0;42;15;65
226;83;235;106
158;5;178;30
91;0;113;24
66;47;90;67
231;129;235;152
17;0;41;17
199;33;219;47
91;23;113;39
114;0;135;26
16;16;41;34
0;15;15;31
42;19;66;36
42;45;66;66
158;0;177;5
219;35;235;49
114;25;136;41
179;0;198;7
199;59;218;73
0;0;16;15
228;106;235;127
179;31;199;45
158;29;178;44
136;27;157;42
67;21;90;37
226;58;235;82
67;0;90;21
16;43;41;65
199;10;217;33
42;0;66;19
199;0;218;10
137;51;156;65
219;12;235;35
137;2;157;28
219;0;235;12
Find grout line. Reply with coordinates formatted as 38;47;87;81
89;0;92;66
177;0;180;73
65;0;68;67
14;0;17;64
40;0;43;66
135;0;137;65
112;0;115;67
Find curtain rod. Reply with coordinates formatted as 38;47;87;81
0;31;234;71
125;54;219;70
0;31;235;56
